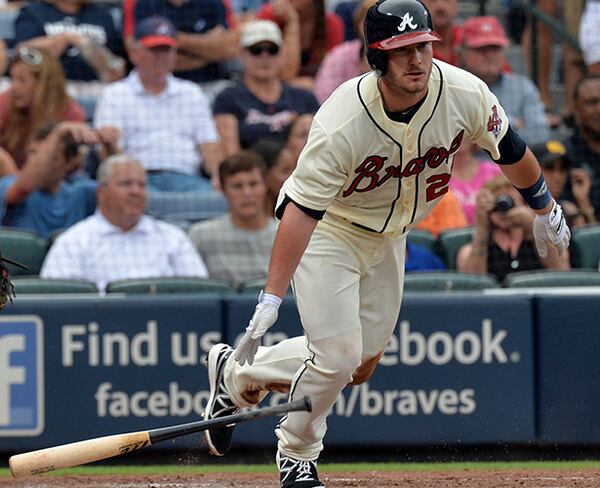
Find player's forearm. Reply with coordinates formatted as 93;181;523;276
500;148;553;216
264;203;318;298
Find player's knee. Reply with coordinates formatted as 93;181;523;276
311;333;362;379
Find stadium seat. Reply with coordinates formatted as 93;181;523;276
435;227;475;269
504;270;600;288
404;271;500;291
105;277;236;295
407;229;436;251
146;191;228;223
238;278;294;295
570;224;600;269
12;278;98;294
0;228;48;276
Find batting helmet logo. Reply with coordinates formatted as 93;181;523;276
364;0;440;76
397;13;418;32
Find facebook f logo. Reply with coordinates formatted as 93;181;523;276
0;317;44;436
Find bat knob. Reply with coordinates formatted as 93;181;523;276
303;395;312;413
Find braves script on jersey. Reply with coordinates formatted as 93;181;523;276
279;60;509;234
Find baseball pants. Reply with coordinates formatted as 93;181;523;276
222;214;406;460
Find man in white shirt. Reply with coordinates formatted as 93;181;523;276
41;154;209;291
94;16;223;191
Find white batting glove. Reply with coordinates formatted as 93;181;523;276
234;291;282;366
532;200;571;258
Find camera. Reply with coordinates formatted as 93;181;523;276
492;195;515;213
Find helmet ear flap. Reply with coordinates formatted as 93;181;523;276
366;48;387;77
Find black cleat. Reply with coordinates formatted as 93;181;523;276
204;343;237;456
277;451;325;488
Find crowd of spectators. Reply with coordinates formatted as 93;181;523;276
0;0;598;290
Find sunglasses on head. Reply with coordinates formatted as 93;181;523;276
15;47;43;67
247;44;280;56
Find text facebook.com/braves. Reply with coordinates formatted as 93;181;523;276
54;319;520;419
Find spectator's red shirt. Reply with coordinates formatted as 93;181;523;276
257;4;344;77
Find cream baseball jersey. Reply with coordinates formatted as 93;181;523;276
279;60;510;234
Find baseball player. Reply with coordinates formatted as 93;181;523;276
203;1;571;486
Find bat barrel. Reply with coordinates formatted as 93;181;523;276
9;431;150;478
8;396;312;478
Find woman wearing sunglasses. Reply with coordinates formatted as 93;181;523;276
213;20;319;157
0;47;85;171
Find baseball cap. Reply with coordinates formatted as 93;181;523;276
531;140;571;167
135;16;178;49
461;16;509;49
240;20;282;48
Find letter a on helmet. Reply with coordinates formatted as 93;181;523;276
364;0;441;75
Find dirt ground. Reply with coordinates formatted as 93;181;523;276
2;469;600;488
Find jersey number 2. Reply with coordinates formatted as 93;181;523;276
425;173;451;202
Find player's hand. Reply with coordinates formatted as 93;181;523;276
532;200;571;258
234;291;282;366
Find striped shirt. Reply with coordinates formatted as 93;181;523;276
188;214;276;287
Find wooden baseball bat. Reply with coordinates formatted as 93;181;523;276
9;395;311;478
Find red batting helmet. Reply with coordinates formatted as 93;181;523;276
364;0;441;76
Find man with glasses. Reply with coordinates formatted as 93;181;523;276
213;20;319;157
94;16;223;191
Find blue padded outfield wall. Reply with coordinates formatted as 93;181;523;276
0;292;597;453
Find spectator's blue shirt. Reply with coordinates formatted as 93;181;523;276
0;176;96;238
135;0;229;83
405;241;446;272
15;1;121;81
213;81;320;149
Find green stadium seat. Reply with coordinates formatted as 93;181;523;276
0;228;48;276
404;271;500;291
570;224;600;269
12;278;98;294
435;227;475;269
105;277;236;295
407;229;436;252
504;270;600;288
